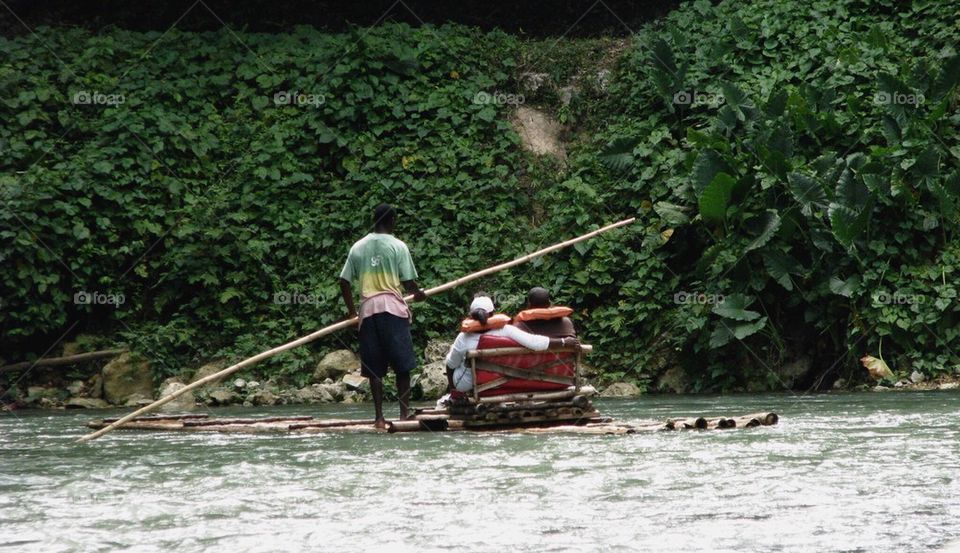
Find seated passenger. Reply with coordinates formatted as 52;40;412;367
444;293;580;393
512;287;577;338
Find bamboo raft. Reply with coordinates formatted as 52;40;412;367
84;410;778;436
83;343;779;436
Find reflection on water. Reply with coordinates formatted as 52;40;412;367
2;391;959;552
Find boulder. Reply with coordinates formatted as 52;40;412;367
939;382;959;391
207;388;239;406
249;389;280;406
415;360;449;400
518;72;549;93
511;106;566;161
27;386;62;400
102;353;154;405
123;395;153;407
87;374;103;399
295;384;336;404
596;68;612;91
423;340;452;364
66;380;86;396
341;373;369;392
65;397;110;409
190;361;228;385
861;355;893;381
559;84;578;106
656;366;689;394
60;334;101;357
872;385;891;392
318;381;345;402
312;350;360;383
600;382;642;397
832;378;847;390
910;370;926;384
776;357;812;389
25;386;66;406
157;378;196;412
341;390;364;404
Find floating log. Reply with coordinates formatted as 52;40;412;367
183;416;313;427
1;349;126;374
288;419;376;430
102;413;209;423
668;416;708;429
712;418;736;429
387;419;450;433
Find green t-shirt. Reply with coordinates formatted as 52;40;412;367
339;233;418;299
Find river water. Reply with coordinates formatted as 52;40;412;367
2;391;959;552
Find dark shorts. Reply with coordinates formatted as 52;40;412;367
358;312;416;379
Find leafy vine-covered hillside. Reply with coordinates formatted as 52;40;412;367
2;0;959;392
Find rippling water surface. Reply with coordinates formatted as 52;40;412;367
3;391;959;552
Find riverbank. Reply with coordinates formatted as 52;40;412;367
5;337;959;413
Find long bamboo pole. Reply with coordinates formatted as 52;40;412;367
76;218;635;442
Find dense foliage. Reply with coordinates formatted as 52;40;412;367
577;0;960;388
2;0;959;391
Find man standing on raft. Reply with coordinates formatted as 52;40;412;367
339;204;426;429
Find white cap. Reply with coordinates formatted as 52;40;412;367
469;296;495;314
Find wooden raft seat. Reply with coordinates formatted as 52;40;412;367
466;334;592;402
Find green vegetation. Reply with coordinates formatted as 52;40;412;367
2;0;959;392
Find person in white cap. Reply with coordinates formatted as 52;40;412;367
442;293;580;395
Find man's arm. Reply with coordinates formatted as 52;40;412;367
502;325;580;352
402;280;427;302
339;278;357;318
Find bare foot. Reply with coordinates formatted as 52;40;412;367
374;418;387;430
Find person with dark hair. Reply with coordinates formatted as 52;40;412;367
340;203;427;429
513;286;577;339
443;293;579;393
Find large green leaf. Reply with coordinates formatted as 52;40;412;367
599;137;637;174
712;293;761;321
654;201;690;226
930;55;960;101
829;275;861;298
829;169;874;249
744;209;781;252
787;172;828;216
699;172;736;223
691;149;726;193
762;250;801;291
709;316;768;348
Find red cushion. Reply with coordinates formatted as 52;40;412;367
473;334;574;396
